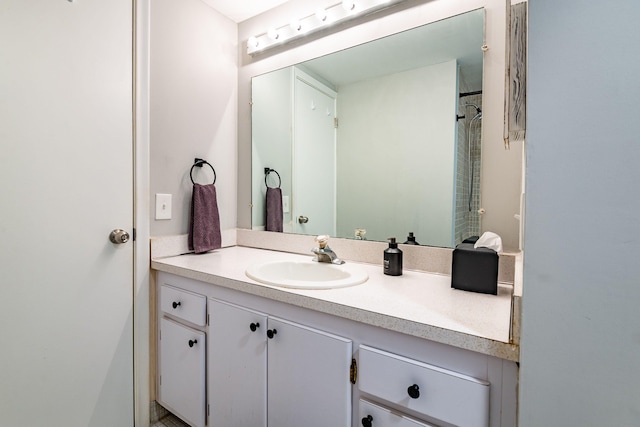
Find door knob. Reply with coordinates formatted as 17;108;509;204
188;339;198;348
109;229;130;244
361;415;373;427
267;329;277;339
298;216;309;224
250;322;260;332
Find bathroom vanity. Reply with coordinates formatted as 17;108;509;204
152;244;518;427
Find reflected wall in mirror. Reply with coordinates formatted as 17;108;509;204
252;9;484;248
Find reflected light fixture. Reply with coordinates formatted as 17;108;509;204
246;0;406;56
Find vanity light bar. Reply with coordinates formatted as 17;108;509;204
247;0;407;56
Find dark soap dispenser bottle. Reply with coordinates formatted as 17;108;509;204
384;237;403;276
404;232;419;245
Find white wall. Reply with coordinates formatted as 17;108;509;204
237;0;520;250
336;61;458;246
520;0;640;424
150;0;238;237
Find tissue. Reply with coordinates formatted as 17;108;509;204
474;231;503;253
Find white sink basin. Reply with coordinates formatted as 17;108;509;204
246;260;368;289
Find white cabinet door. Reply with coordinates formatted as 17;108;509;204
208;299;268;427
267;317;352;427
159;318;206;427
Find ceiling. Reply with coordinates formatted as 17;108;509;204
200;0;290;23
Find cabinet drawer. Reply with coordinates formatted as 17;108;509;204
358;345;489;427
360;399;436;427
160;284;206;326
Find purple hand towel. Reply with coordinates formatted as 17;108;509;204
265;187;283;232
188;183;222;253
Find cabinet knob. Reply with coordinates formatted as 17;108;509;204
250;322;260;332
407;384;420;399
266;329;277;339
361;415;373;427
172;301;181;309
188;339;198;348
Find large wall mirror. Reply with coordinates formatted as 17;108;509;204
251;9;486;248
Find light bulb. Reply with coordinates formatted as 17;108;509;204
315;8;328;22
248;36;259;48
290;20;301;32
267;28;279;40
342;0;355;11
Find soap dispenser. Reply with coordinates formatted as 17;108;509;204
384;237;403;276
404;232;419;245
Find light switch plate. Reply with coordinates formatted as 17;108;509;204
155;193;172;220
282;195;290;213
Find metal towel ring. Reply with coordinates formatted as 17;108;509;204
264;168;281;189
190;158;216;185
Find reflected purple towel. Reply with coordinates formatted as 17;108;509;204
188;183;222;253
265;187;283;232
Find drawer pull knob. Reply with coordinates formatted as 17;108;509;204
407;384;420;399
172;301;181;309
188;339;198;348
361;415;373;427
250;322;260;332
267;329;277;339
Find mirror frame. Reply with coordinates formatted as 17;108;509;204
238;0;521;250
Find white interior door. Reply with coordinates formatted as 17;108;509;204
293;70;337;236
0;1;134;426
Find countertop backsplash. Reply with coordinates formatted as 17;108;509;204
151;228;517;284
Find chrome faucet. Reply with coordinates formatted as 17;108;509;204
312;235;345;265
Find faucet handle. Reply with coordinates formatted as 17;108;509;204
314;235;330;249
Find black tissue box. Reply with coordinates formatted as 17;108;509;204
451;243;498;295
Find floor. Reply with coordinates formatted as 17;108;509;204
151;413;191;427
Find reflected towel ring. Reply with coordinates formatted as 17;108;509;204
190;158;216;185
264;167;281;188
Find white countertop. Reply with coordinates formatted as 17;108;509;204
152;246;519;361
